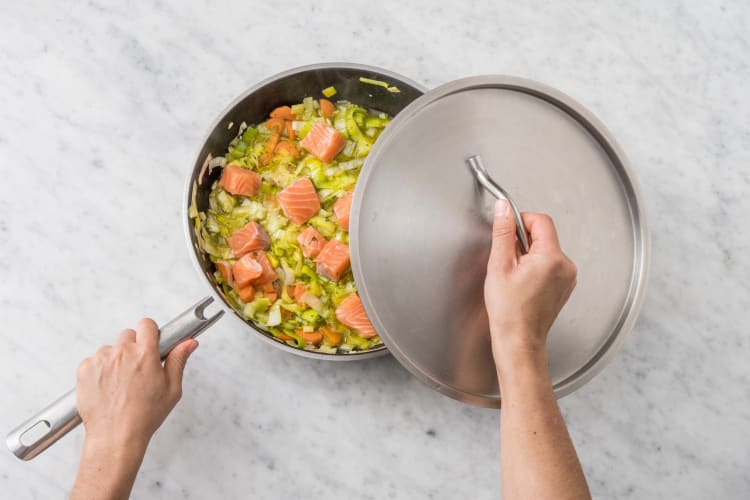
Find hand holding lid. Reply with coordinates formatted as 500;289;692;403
466;154;530;254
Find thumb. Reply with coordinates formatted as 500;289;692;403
488;200;518;273
164;339;198;396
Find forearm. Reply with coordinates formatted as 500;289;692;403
71;436;148;500
497;349;590;500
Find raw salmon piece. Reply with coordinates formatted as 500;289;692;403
232;254;264;288
215;261;233;286
236;284;255;303
227;222;270;258
335;293;377;338
316;239;350;282
251;250;278;285
333;189;354;231
297;226;327;258
300;122;346;163
220;165;261;197
277;177;321;225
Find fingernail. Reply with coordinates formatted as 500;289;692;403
495;200;509;216
187;340;199;354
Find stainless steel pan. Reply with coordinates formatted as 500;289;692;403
7;63;425;460
184;63;425;360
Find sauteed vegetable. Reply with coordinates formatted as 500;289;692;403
190;97;391;353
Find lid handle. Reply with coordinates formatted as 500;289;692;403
466;155;530;254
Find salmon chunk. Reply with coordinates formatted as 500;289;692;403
335;293;377;338
297;226;327;259
232;250;277;288
232;254;264;288
251;250;278;285
333;189;354;231
316;239;350;282
220;165;261;197
277;177;321;225
300;122;346;163
227;221;270;259
215;261;233;286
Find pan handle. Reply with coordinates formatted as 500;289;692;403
6;297;223;461
466;154;530;254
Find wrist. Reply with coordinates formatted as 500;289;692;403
83;429;150;461
74;432;148;500
493;345;549;390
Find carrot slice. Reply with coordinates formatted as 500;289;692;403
285;119;295;140
265;118;285;134
274;140;300;158
265;133;280;154
275;331;293;341
321;326;342;346
298;330;323;345
260;133;281;166
270;106;296;120
319;99;335;118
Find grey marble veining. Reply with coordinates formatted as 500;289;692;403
1;1;748;498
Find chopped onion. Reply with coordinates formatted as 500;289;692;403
343;140;356;156
339;159;364;171
280;261;295;286
301;292;324;311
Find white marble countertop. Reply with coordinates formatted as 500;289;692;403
1;1;748;498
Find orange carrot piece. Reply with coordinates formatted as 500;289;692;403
259;152;273;166
275;332;293;341
270;106;296;120
266;118;285;134
319;99;335;118
321;326;342;346
265;132;280;154
260;133;281;166
298;330;323;345
285;119;295;140
274;140;300;158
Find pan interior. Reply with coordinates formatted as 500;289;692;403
185;64;424;358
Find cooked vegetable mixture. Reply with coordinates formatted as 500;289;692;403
191;96;391;353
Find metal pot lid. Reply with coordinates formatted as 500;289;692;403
350;76;650;408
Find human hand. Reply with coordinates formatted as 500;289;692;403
75;318;198;451
484;200;577;372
